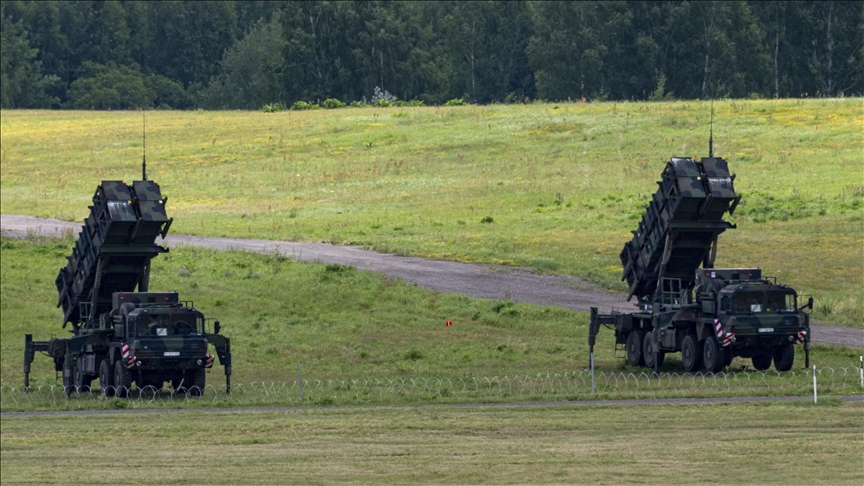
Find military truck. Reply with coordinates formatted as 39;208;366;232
23;180;232;397
589;155;812;372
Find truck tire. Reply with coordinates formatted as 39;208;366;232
751;353;772;371
188;368;206;397
62;360;73;397
99;359;115;397
773;344;795;372
114;359;132;398
72;362;93;392
703;335;725;373
643;331;665;369
627;329;646;367
681;335;703;372
173;369;206;396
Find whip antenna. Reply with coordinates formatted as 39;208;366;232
142;107;147;180
709;99;714;158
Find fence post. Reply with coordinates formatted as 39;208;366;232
590;352;595;397
812;365;817;404
298;362;303;402
858;356;864;388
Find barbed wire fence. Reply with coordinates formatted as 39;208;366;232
2;367;861;410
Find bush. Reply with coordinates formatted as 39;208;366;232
444;98;465;106
349;100;366;108
262;103;282;112
290;100;319;110
373;99;392;108
393;100;425;107
322;98;346;109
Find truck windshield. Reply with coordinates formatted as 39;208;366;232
732;291;796;313
137;314;198;336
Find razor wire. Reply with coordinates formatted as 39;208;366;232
1;367;860;410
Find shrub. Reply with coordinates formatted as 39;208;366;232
393;100;425;107
262;103;281;112
290;100;319;110
373;99;392;108
349;100;366;108
480;215;494;223
444;98;465;106
322;98;346;109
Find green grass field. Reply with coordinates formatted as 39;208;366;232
1;99;861;325
2;401;862;484
3;237;861;412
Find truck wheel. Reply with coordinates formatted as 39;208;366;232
681;335;703;372
188;369;206;397
773;344;795;372
626;329;646;367
751;353;772;371
114;360;132;398
74;357;94;392
703;336;725;373
99;359;115;397
62;361;73;397
643;331;665;369
72;364;81;390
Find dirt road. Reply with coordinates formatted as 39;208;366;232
3;214;861;348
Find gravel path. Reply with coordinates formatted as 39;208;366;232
3;214;861;348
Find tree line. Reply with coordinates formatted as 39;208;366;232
2;1;861;110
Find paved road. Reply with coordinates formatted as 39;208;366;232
3;214;861;348
2;394;861;418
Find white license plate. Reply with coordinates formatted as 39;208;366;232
758;328;774;333
163;351;180;357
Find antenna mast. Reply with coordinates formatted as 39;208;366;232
142;107;147;180
709;99;714;158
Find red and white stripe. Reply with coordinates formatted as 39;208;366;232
794;330;807;345
205;354;215;368
713;319;724;339
714;319;735;347
121;342;136;369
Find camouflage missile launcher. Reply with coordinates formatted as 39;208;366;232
24;180;232;397
589;156;811;372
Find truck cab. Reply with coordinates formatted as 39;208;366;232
697;269;810;370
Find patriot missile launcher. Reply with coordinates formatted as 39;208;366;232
23;180;232;396
589;155;811;372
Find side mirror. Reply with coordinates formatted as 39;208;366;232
214;321;221;335
807;297;813;310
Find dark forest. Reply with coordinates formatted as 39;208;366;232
2;1;861;109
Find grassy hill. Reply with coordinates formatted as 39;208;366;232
1;99;861;328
